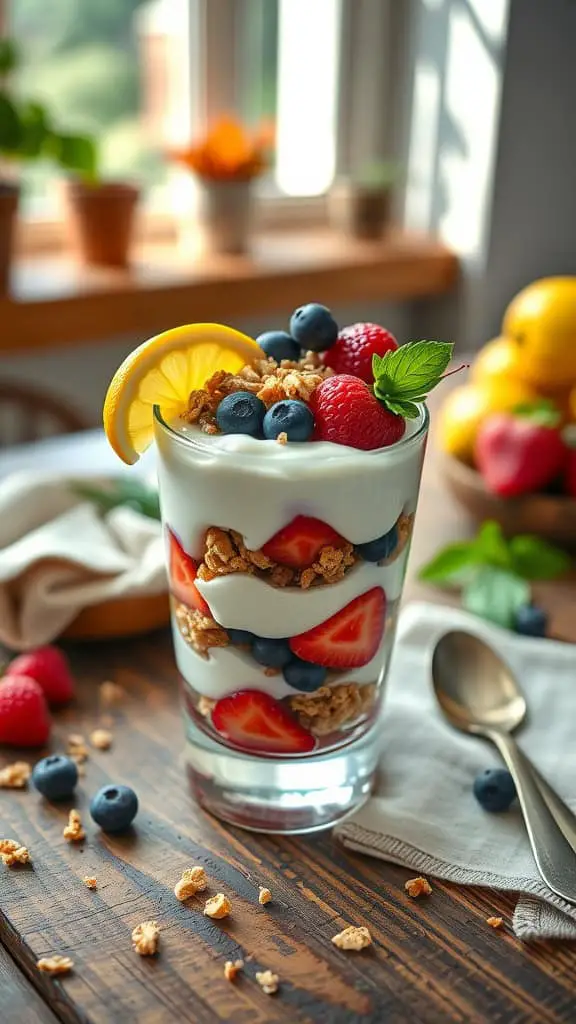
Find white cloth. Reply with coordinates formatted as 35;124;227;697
0;471;166;650
335;602;576;940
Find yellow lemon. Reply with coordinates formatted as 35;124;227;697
437;379;538;464
503;277;576;390
103;323;262;464
471;335;525;387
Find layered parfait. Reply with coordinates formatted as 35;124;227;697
116;305;454;759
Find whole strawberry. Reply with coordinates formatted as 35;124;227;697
0;675;51;747
8;646;75;706
312;339;455;450
475;403;566;497
323;323;398;383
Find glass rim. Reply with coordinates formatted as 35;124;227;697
153;402;430;458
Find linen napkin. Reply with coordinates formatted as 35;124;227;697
0;471;166;650
335;602;576;940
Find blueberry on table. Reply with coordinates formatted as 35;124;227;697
283;658;327;691
256;330;300;363
227;628;256;645
252;637;293;669
356;524;399;562
90;784;138;832
32;755;78;800
514;603;548;638
216;392;266;436
263;400;314;442
289;304;338;352
473;768;516;812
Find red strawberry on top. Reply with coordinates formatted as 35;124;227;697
262;515;345;568
0;675;51;747
475;403;566;498
324;323;398;383
311;375;406;450
8;646;75;706
168;528;210;615
290;587;386;668
212;690;315;755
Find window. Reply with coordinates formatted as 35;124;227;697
6;0;394;244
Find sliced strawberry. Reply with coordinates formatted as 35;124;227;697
211;690;316;755
262;515;346;568
290;587;386;668
167;528;210;615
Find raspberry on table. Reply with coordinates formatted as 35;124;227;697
0;676;51;748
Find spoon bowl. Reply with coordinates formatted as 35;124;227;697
432;630;527;734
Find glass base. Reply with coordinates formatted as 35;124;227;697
184;713;382;834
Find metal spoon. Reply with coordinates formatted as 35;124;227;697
431;629;576;904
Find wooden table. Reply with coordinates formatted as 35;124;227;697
1;403;575;1024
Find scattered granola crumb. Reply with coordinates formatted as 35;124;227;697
99;680;126;707
83;876;97;889
276;431;288;445
405;876;432;898
486;916;503;929
263;667;280;677
66;734;88;763
90;728;113;751
203;893;231;919
331;925;372;951
0;839;30;865
0;761;31;788
174;866;208;900
37;955;73;975
63;809;85;843
255;969;279;995
174;603;229;657
224;959;244;982
197;695;216;718
258;886;272;905
132;920;160;956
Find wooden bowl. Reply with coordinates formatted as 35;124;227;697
62;593;170;641
441;452;576;551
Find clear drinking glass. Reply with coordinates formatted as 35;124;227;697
154;404;429;833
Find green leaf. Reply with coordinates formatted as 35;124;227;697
372;340;454;413
476;520;513;570
376;396;422;419
509;534;570;580
18;102;51;160
418;541;479;584
0;39;19;77
71;480;161;521
50;132;98;182
512;398;561;427
462;568;530;629
0;91;22;154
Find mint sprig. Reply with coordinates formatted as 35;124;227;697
419;519;570;630
71;479;161;520
372;340;455;418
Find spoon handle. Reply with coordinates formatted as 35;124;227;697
486;727;576;904
519;751;576;853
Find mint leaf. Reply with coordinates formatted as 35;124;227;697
462;568;530;629
476;520;513;570
509;534;570;580
378;397;422;419
512;398;561;428
418;541;479;584
374;340;453;393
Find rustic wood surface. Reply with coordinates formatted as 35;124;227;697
0;387;575;1024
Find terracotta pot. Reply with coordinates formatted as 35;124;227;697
197;179;252;255
64;180;140;268
0;183;19;294
329;182;392;240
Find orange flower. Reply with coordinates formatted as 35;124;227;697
170;117;274;182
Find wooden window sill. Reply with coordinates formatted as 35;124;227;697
0;229;458;354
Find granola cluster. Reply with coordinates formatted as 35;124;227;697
0;761;31;788
182;352;333;436
37;955;74;975
255;969;279;995
174;603;228;657
132;920;160;956
203;893;231;919
0;838;30;866
331;925;372;951
90;728;113;750
63;809;85;843
174;866;208;901
224;959;244;982
197;526;358;590
405;876;432;898
258;886;272;905
289;683;376;736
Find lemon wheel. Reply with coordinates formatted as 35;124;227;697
103;323;262;464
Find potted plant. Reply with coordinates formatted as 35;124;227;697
329;160;400;241
170;117;274;256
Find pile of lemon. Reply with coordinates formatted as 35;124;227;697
439;277;576;464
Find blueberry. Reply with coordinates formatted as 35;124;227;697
216;392;266;436
473;769;516;812
263;400;314;442
514;603;548;638
227;628;255;645
289;303;338;352
256;330;300;363
252;637;293;669
356;524;399;562
32;755;78;801
90;784;138;833
283;658;327;691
